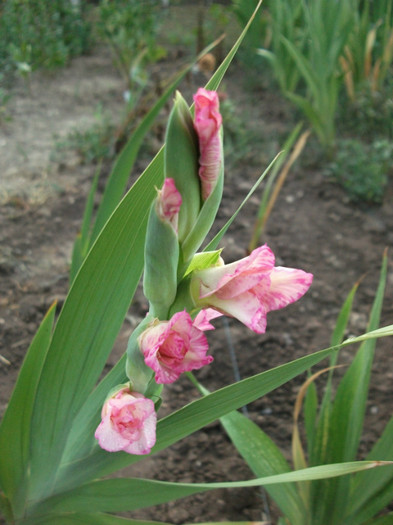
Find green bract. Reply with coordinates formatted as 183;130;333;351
143;194;180;319
165;91;200;242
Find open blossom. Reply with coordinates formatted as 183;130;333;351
138;309;216;384
191;244;313;334
193;88;222;200
156;178;182;232
95;388;156;455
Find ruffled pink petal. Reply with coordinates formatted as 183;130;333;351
193;308;222;330
193;88;222;200
140;310;213;384
261;266;313;312
156;178;182;232
123;410;157;455
168;310;193;336
95;412;130;452
95;392;156;455
181;325;213;370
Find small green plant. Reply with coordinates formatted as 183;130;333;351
340;0;393;102
0;75;12;124
96;0;166;109
53;105;116;165
248;123;309;253
340;84;393;140
256;0;306;94
216;254;393;525
326;138;393;203
0;0;91;77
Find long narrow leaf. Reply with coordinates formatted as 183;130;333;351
309;281;360;466
69;164;101;282
312;253;388;524
220;410;304;524
27;155;163;505
21;513;171;525
25;0;265;506
53;326;393;494
0;302;56;513
347;417;393;523
33;462;392;516
90;38;225;246
205;154;281;252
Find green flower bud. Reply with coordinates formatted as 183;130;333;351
165;91;200;242
143;179;181;319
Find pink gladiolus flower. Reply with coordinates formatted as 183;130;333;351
193;88;222;200
138;309;215;384
156;178;182;232
191;244;313;334
95;388;156;455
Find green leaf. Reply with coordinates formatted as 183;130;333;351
51;327;393;494
33;463;393;516
309;281;360;466
21;1;266;509
312;253;388;524
363;513;393;525
281;35;320;101
22;513;264;525
69;165;101;283
347;417;393;523
185;250;223;276
220;410;304;524
20;513;171;525
205;153;281;252
330;254;387;461
27;153;164;505
0;302;56;514
89;47;211;247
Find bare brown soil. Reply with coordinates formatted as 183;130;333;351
1;11;393;523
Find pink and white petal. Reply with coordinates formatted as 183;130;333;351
123;412;157;455
95;415;130;452
138;323;167;355
168;310;193;335
180;327;213;370
143;351;181;384
199;245;275;299
208;292;268;334
193;308;222;331
262;267;313;312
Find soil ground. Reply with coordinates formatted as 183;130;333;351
1;5;393;523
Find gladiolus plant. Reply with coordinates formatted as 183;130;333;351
1;5;393;524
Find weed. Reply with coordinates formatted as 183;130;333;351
0;0;91;78
96;0;166;108
326;138;393;203
53;105;116;165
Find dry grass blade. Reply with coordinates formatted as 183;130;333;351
260;129;310;235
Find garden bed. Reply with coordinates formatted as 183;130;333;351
0;8;392;523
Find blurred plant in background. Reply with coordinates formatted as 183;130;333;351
96;0;166;110
53;104;117;165
232;0;393;202
340;0;393;102
0;0;91;77
325;138;393;204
